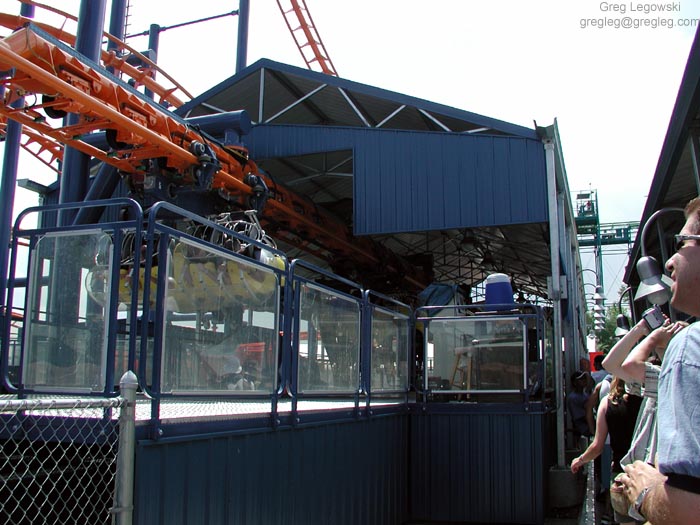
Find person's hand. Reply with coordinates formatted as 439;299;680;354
570;455;585;474
618;461;666;506
611;474;625;495
652;321;688;359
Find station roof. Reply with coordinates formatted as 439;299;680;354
624;28;700;296
178;59;558;299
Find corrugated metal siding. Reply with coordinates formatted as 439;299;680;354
41;125;546;235
409;409;555;525
132;408;555;525
133;415;409;525
356;131;547;233
246;125;548;235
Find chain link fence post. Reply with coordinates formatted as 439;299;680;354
112;371;138;525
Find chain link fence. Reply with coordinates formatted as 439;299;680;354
0;374;137;525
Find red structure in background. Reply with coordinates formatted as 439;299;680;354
589;351;604;371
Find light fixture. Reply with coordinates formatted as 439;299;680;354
593;286;606;303
634;207;683;304
635;256;674;304
615;285;633;337
591;285;606;331
614;314;631;338
617;285;635;324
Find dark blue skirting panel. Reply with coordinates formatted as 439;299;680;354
131;406;555;525
409;405;556;525
133;415;410;525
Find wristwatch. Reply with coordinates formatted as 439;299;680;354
628;485;652;521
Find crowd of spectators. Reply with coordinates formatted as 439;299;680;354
568;197;700;524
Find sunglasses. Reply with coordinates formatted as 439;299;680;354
674;234;700;252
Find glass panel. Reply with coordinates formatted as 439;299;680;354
370;308;409;392
114;332;153;389
425;316;526;392
544;315;554;392
298;284;360;393
110;228;157;388
161;238;280;393
22;232;111;391
524;316;544;397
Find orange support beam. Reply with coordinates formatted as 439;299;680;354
0;23;428;292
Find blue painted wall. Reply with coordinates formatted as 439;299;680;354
409;407;555;524
42;125;547;236
132;408;555;525
134;415;410;525
246;125;548;235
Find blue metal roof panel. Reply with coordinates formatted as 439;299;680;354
625;27;700;287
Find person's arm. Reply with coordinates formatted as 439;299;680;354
584;382;601;436
620;461;700;524
602;320;649;382
571;396;608;473
621;321;686;380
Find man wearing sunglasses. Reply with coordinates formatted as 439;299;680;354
617;197;700;524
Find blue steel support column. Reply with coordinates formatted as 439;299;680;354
71;0;127;225
0;100;24;309
58;0;107;226
236;0;250;73
144;25;160;100
73;164;120;224
0;2;34;309
107;0;128;68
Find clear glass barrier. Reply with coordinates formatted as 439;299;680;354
161;237;280;394
297;283;360;393
22;231;112;391
425;316;526;392
370;307;409;392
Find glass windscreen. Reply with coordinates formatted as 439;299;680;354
425;316;526;392
22;231;112;391
370;307;410;392
160;237;280;393
297;283;360;393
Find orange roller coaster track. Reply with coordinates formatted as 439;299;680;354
0;22;428;292
276;0;338;77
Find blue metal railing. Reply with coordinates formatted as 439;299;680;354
415;303;549;403
1;202;414;424
2;200;554;434
2;198;143;397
